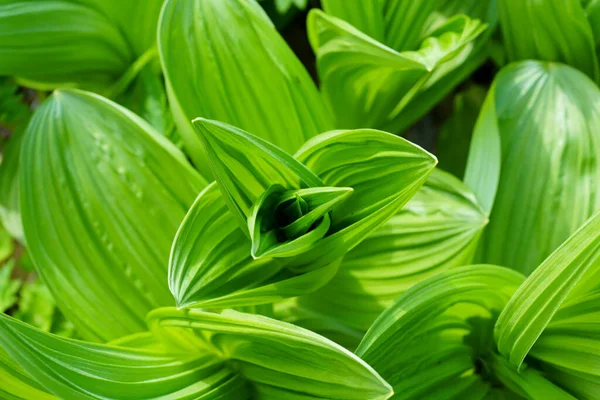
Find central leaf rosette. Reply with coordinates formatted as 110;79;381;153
249;184;353;258
166;117;437;309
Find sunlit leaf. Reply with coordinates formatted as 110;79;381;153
20;89;206;342
472;61;600;274
309;4;490;132
149;308;393;400
0;1;132;90
356;265;526;399
498;0;599;81
296;169;488;330
168;182;338;309
159;0;333;177
495;210;600;370
0;313;245;399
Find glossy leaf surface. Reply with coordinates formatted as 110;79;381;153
159;0;332;176
475;61;600;274
149;308;393;400
297;169;488;330
20;89;206;341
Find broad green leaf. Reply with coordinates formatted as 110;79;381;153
193;118;323;233
0;1;132;90
149;308;393;400
274;298;364;351
295;128;437;230
437;85;487;179
498;0;599;82
168;182;338;309
495;210;600;369
159;0;333;177
0;346;57;400
462;82;500;215
356;265;525;400
489;353;576;400
321;0;497;132
0;313;246;399
177;122;434;307
530;290;600;400
20;89;206;342
296;169;488;330
309;6;488;132
475;61;600;274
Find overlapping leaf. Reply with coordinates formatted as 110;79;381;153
498;0;599;81
149;308;393;400
295;169;488;331
0;1;131;90
470;61;600;274
170;119;435;309
159;0;333;177
356;265;526;399
20;89;206;341
0;314;245;399
310;3;492;132
495;210;600;370
168;182;338;309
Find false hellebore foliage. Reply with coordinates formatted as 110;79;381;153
0;0;599;399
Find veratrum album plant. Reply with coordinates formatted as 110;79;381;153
0;0;599;399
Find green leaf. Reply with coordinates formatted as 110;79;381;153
308;7;487;132
193;118;323;233
0;313;246;399
248;185;353;259
296;169;488;330
149;308;393;400
159;0;333;177
295;128;438;231
495;210;600;370
0;1;132;90
274;298;365;351
498;0;599;82
0;346;57;400
356;265;525;399
0;78;30;129
168;182;338;309
473;61;600;274
174;122;434;308
488;353;577;400
20;89;207;342
437;85;487;179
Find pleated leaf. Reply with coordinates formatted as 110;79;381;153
0;346;57;400
495;210;600;369
498;0;599;82
308;8;487;132
529;290;600;399
20;89;206;342
356;265;525;400
0;1;132;90
168;183;338;309
296;169;488;331
475;61;600;274
159;0;333;177
149;308;393;400
193;118;323;233
320;0;497;131
0;314;246;400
